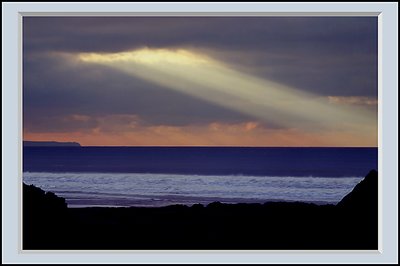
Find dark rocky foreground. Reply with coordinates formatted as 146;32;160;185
23;170;378;250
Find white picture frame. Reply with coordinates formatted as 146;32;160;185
2;2;398;264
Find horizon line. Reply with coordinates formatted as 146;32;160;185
22;140;378;148
71;146;378;148
22;144;378;149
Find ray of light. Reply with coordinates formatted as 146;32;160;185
78;48;377;133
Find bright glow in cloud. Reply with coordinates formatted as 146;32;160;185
79;48;211;65
78;48;377;134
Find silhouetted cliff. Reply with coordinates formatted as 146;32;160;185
23;183;68;249
334;170;378;248
337;169;378;211
23;183;67;210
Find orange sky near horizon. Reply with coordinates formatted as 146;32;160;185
23;120;378;147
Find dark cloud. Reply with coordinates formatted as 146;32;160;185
23;16;377;133
23;53;256;132
23;17;377;54
24;16;377;96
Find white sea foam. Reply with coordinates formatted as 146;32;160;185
23;172;363;207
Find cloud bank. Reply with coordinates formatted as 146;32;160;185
23;17;378;146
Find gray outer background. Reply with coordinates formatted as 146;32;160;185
2;2;398;264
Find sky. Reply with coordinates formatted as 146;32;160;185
23;16;378;146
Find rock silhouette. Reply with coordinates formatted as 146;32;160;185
335;170;378;248
23;170;378;250
23;183;67;211
337;169;378;211
23;183;68;249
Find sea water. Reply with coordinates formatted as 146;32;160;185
23;147;377;207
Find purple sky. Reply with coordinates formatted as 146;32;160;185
23;16;378;146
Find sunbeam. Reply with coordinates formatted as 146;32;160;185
78;48;377;133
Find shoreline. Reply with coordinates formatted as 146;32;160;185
65;198;336;209
23;172;364;208
23;170;378;250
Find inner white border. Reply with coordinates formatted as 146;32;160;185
2;2;398;264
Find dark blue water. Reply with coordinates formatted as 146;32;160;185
23;147;377;177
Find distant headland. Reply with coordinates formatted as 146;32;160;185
23;141;81;147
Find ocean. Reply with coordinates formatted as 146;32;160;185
23;147;378;207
